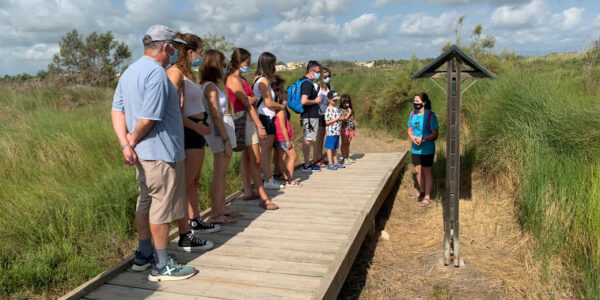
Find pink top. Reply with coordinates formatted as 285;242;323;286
226;77;255;113
274;113;294;142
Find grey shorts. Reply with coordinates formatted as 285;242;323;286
301;118;319;142
205;114;237;153
136;159;186;224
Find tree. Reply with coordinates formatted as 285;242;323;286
201;33;235;56
454;16;465;47
469;24;496;60
48;29;131;85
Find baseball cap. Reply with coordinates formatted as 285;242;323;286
327;90;338;99
144;25;186;45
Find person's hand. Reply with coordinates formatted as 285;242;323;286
196;123;211;136
224;141;233;157
126;133;136;148
122;145;137;166
415;137;422;145
258;127;267;139
411;135;419;144
286;140;292;149
315;97;322;104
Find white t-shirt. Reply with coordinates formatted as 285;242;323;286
317;87;330;115
201;82;228;114
253;77;276;118
183;77;206;117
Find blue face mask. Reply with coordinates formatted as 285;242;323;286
169;48;178;65
192;56;203;68
241;66;250;73
324;77;331;83
313;73;321;80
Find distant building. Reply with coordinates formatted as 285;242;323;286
354;61;375;68
275;64;287;71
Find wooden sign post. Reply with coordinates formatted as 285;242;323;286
411;45;496;267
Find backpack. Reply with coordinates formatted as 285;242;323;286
409;110;437;141
286;78;312;114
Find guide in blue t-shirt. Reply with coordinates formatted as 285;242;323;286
406;93;439;207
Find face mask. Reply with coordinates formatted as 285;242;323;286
413;103;424;110
169;48;178;65
192;57;202;68
241;66;250;73
313;73;321;80
324;77;331;83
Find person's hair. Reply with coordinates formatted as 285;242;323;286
199;49;225;83
142;35;165;51
173;33;203;80
416;92;432;110
255;52;277;82
226;48;251;79
340;94;354;112
271;74;287;104
306;60;321;73
318;67;331;90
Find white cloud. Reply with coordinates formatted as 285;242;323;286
557;7;584;31
343;13;387;41
375;0;529;7
398;12;460;37
273;16;340;45
490;0;547;28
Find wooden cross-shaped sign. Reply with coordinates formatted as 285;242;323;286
411;45;496;267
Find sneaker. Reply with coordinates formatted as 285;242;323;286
190;217;221;234
301;164;313;172
335;163;345;169
132;251;176;272
264;178;283;190
178;232;214;252
326;164;337;170
347;158;355;163
343;159;352;165
148;257;198;282
310;164;321;172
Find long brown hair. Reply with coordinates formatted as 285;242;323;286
199;49;225;84
271;74;287;104
415;92;432;110
174;33;203;81
226;48;251;79
340;94;354;112
255;52;276;83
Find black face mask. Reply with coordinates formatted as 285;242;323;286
413;103;424;110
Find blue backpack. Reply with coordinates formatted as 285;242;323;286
286;78;312;114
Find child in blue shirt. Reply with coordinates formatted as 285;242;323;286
407;93;439;207
324;91;348;170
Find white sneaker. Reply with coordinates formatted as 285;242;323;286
264;178;283;190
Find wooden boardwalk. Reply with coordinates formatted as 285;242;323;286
67;152;407;300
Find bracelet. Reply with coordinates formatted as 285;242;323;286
121;143;130;150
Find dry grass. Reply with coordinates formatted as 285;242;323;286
338;129;574;299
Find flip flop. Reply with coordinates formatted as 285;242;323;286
419;198;431;207
260;200;279;210
208;214;237;224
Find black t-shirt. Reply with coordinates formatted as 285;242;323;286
299;76;319;119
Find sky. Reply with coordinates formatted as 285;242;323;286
1;0;599;76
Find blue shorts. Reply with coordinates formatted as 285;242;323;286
324;135;340;150
275;141;294;151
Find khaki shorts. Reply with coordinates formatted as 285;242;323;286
136;159;186;224
301;118;319;142
205;114;237;153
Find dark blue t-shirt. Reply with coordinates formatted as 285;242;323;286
407;110;439;155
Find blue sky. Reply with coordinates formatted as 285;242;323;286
1;0;599;76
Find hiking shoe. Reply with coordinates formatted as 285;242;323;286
178;232;213;252
148;257;198;282
190;217;221;234
301;164;313;172
132;252;176;272
264;178;284;190
335;163;345;169
326;164;337;170
310;164;321;172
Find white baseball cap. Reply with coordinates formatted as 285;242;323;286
144;24;186;45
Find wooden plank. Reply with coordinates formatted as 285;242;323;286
181;226;350;243
166;243;337;264
314;151;408;300
218;218;353;234
108;272;313;300
177;254;329;277
232;211;357;226
86;284;220;300
188;234;341;253
231;201;366;212
229;205;361;217
111;266;321;293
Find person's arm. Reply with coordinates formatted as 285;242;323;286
229;76;266;138
168;68;211;136
300;81;321;105
422;130;439;142
111;109;137;166
325;110;341;126
258;79;285;111
204;84;231;153
127;119;155;147
407;116;420;145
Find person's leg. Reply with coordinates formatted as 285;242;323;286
248;144;269;201
327;148;333;165
285;147;297;181
210;152;227;220
340;134;348;159
302;139;311;167
184;148;204;219
414;164;424;195
259;135;275;181
220;150;234;215
275;147;288;180
423;166;433;199
241;149;252;196
332;149;338;165
273;144;282;177
314;126;325;162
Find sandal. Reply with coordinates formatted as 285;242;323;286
411;192;425;201
285;179;302;187
259;199;279;210
419;198;431;207
224;208;243;217
208;214;237;224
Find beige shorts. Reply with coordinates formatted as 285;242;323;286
136;159;186;224
235;111;259;146
205;114;237;153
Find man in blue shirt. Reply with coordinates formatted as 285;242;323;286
111;25;207;282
